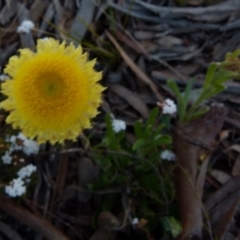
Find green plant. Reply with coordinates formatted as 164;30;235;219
90;108;176;220
167;50;240;122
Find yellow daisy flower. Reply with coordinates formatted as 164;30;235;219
1;38;105;144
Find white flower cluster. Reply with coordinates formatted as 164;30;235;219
161;150;176;161
162;99;177;115
17;164;37;179
112;119;126;133
5;178;26;198
5;163;37;197
17;20;35;34
2;132;39;165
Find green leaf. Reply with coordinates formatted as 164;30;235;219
134;120;144;139
154;135;172;145
187;106;210;121
132;139;145;151
147;108;159;126
211;70;238;85
204;63;218;86
153;123;164;136
167;80;188;120
179;79;194;121
194;84;225;108
167;80;182;99
183;79;194;103
160;216;182;238
160;115;171;130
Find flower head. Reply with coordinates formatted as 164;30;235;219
17;133;39;155
1;38;105;144
17;20;35;34
5;177;26;197
162;99;177;115
160;150;176;161
2;151;12;164
17;164;37;179
112;119;126;133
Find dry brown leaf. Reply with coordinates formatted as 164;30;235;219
106;30;163;102
174;104;228;240
115;31;145;56
98;212;120;229
90;229;116;240
184;0;203;6
78;158;99;185
210;170;232;184
58;10;75;40
219;129;231;141
196;155;210;196
0;198;70;240
232;155;240;177
0;0;18;25
29;0;49;24
70;1;96;42
204;177;240;239
215;197;240;240
55;152;69;198
205;182;240;239
110;84;149;118
155;35;183;48
226;144;240;153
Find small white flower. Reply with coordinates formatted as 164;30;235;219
162;99;177;115
2;151;13;164
5;178;26;197
112;119;126;133
17;164;37;179
132;218;139;225
17;133;27;141
161;150;176;161
0;74;9;81
17;20;34;34
17;133;39;156
5;133;39;156
40;37;50;42
9;135;17;144
23;140;39;156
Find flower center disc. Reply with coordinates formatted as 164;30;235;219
39;75;62;98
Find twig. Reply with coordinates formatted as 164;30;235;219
105;30;164;101
0;198;70;240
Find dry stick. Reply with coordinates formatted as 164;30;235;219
0;198;70;240
49;151;70;220
105;30;164;102
173;104;228;240
134;0;239;16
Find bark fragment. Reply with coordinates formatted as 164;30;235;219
174;104;228;240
